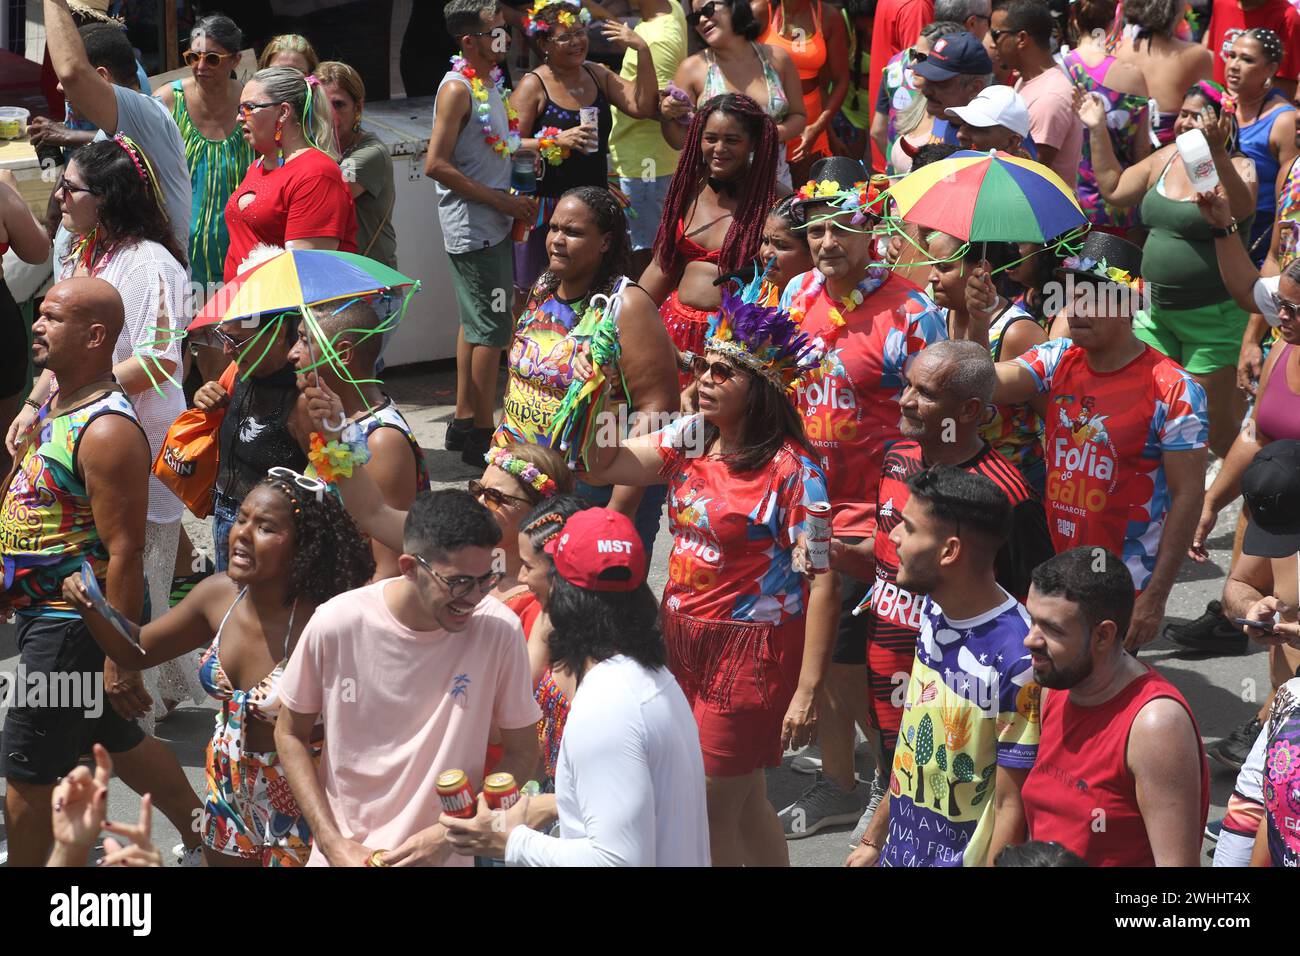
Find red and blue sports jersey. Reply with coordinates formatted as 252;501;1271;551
1014;340;1208;591
654;414;828;625
782;270;947;538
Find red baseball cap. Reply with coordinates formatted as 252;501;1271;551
544;508;647;592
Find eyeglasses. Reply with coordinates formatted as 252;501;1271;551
687;1;725;26
55;175;95;196
970;13;992;22
209;325;258;351
692;356;738;384
238;100;281;118
468;479;533;510
1277;296;1300;320
183;49;236;68
267;466;326;503
548;30;587;46
468;27;510;42
989;27;1013;41
412;553;505;600
906;48;929;63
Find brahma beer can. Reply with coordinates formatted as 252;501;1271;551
483;772;520;811
436;769;477;819
805;502;831;572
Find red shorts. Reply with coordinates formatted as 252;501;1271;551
659;291;715;389
662;605;804;778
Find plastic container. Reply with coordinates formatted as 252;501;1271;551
0;107;29;140
1176;128;1218;193
579;106;599;154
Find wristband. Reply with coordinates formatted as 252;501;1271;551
307;431;371;483
23;398;40;411
859;837;881;851
537;126;567;166
677;350;696;374
1210;219;1240;238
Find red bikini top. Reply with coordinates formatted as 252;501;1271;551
676;220;721;264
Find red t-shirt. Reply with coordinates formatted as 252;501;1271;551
223;147;358;281
1207;0;1300;85
654;414;827;625
1022;670;1210;866
783;269;947;539
868;0;934;171
1015;340;1207;592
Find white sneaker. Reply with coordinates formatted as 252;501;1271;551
173;843;204;867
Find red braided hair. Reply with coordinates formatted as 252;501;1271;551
651;92;780;280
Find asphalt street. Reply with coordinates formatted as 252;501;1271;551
0;362;1264;866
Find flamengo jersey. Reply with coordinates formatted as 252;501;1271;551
782;270;947;537
867;439;1052;749
1015;340;1207;591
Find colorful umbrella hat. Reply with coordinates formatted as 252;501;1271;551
888;149;1086;243
190;249;418;333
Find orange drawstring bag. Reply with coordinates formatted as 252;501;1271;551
152;362;238;519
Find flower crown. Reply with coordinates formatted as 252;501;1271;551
485;446;559;498
796;178;842;201
1062;255;1144;293
707;265;817;391
831;179;888;225
524;0;591;35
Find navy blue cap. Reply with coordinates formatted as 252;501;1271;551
913;32;993;81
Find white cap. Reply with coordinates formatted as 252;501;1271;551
946;85;1031;139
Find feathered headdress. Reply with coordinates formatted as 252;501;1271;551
524;0;592;35
707;265;818;391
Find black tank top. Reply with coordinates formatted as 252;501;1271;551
532;65;611;199
215;364;308;504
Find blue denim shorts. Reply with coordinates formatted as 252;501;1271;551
211;493;240;572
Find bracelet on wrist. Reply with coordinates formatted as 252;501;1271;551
1211;219;1240;239
23;398;40;411
537;126;567;166
859;837;881;851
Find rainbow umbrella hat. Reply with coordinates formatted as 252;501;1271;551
887;149;1086;243
190;249;418;333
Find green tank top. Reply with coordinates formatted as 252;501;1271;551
170;80;256;293
0;389;143;617
1139;156;1252;310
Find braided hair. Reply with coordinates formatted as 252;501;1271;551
1242;27;1285;65
254;476;376;606
532;186;632;302
651;93;780;279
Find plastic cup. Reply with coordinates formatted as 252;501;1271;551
0;107;30;140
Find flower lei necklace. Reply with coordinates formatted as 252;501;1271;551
451;54;521;157
790;265;890;331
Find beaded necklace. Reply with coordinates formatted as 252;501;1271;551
450;55;521;157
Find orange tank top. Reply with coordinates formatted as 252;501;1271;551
760;1;827;81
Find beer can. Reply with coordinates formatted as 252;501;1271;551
436;769;477;819
805;501;832;572
483;772;520;811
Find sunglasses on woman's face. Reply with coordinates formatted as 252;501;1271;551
692;356;737;384
55;175;94;196
687;0;725;26
468;479;532;510
184;49;235;68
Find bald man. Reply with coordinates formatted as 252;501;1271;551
288;300;428;579
0;277;202;865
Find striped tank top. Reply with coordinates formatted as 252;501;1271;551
169;80;255;292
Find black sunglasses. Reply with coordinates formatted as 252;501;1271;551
413;553;505;600
989;27;1015;41
687;1;725;26
468;479;533;510
692;355;737;384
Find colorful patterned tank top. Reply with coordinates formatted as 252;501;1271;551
1276;157;1300;270
1064;53;1148;230
495;288;628;448
982;304;1046;473
0;389;143;617
307;397;430;492
169;80;255;293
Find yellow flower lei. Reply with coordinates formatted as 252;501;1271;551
308;432;371;483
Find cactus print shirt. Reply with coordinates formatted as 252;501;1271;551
881;590;1040;868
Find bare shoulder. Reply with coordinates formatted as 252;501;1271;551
1130;695;1198;747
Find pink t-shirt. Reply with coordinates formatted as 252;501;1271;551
1016;66;1084;188
278;580;543;867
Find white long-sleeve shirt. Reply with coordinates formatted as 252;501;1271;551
504;655;710;867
